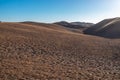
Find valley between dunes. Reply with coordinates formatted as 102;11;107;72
0;22;120;80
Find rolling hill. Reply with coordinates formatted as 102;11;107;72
84;17;120;38
22;21;88;33
0;22;120;80
54;21;94;29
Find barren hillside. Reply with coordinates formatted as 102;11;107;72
84;17;120;38
54;21;93;28
0;22;120;80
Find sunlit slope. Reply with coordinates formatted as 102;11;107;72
0;22;120;80
84;18;120;38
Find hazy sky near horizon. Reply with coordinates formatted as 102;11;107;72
0;0;120;23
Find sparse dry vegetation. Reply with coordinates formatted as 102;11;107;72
0;22;120;80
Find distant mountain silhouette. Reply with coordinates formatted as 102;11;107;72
84;17;120;38
54;21;94;29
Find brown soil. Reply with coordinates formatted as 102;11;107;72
0;22;120;80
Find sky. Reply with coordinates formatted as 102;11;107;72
0;0;120;23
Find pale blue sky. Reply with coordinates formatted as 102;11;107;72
0;0;120;23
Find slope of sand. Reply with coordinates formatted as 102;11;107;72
0;22;120;80
84;17;120;38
